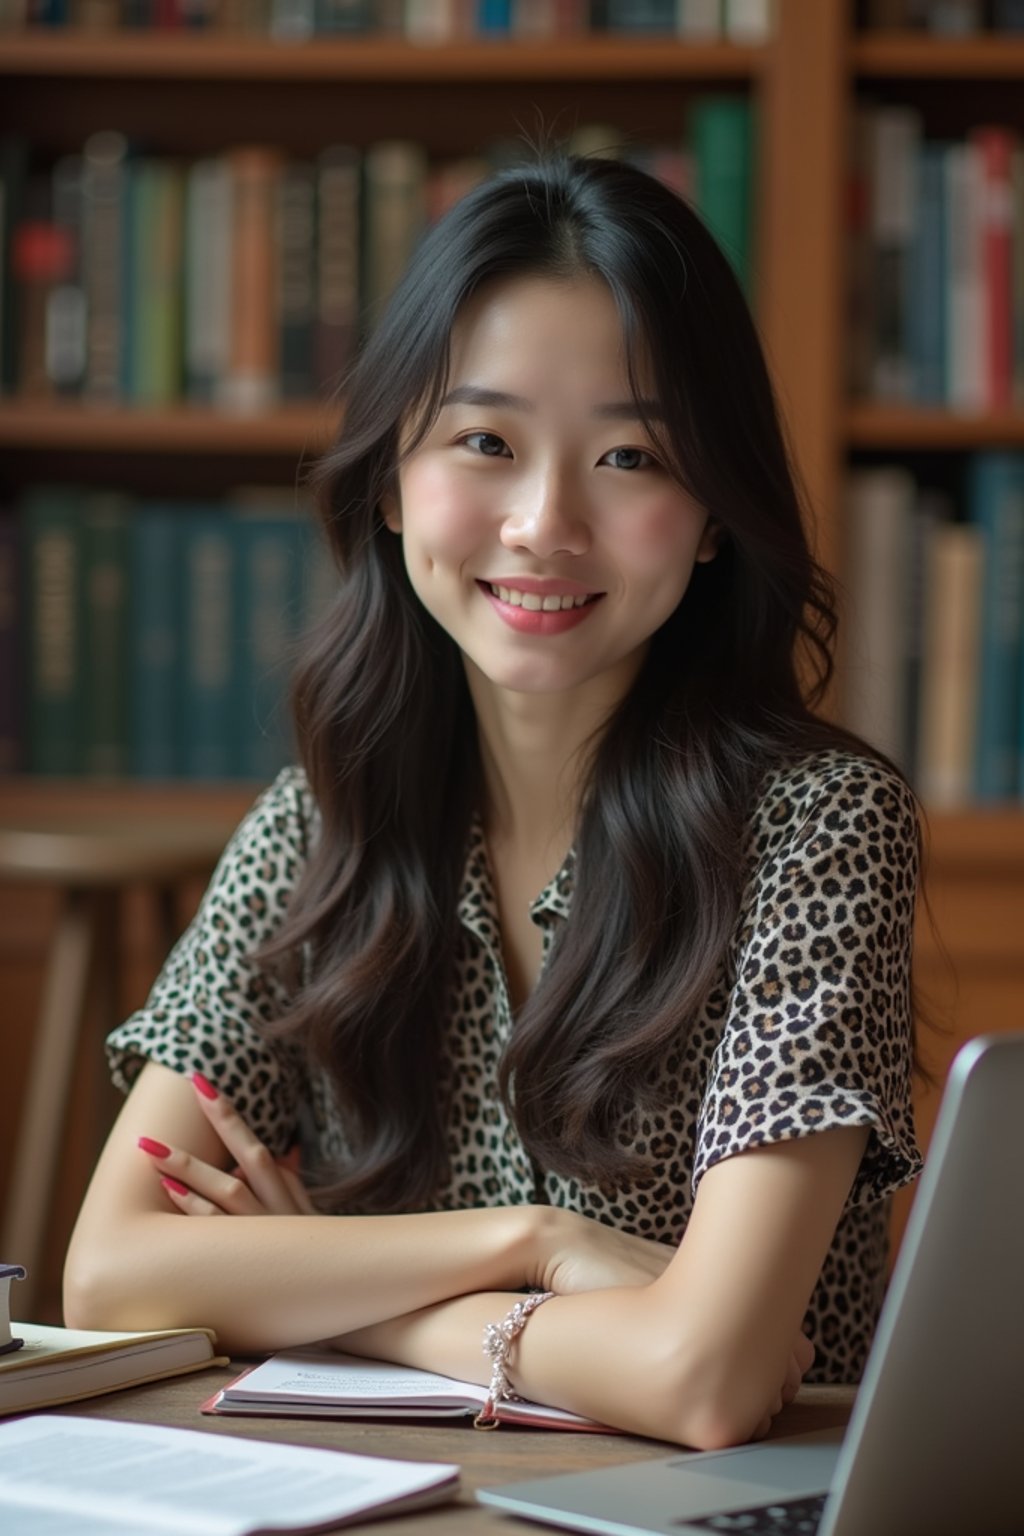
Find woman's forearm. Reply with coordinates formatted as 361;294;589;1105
63;1205;538;1352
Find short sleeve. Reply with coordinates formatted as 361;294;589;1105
694;754;923;1208
105;766;317;1157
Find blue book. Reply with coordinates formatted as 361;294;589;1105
606;0;675;28
230;503;304;782
969;453;1024;800
910;142;947;404
81;492;132;778
131;502;183;780
476;0;512;30
180;506;236;781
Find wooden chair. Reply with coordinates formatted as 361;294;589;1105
0;818;235;1317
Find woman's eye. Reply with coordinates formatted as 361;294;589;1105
602;447;655;471
462;432;511;458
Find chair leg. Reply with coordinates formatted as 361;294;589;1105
1;888;95;1321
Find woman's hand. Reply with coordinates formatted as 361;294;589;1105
749;1331;816;1440
531;1208;675;1294
136;1071;315;1216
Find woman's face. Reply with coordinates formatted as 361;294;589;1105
384;275;718;706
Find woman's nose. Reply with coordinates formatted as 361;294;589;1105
500;472;591;558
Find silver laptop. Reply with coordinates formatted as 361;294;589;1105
478;1032;1024;1536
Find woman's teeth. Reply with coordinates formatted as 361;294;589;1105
489;585;593;611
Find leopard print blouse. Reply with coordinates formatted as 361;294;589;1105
107;747;922;1384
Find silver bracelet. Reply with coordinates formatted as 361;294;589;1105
473;1290;555;1430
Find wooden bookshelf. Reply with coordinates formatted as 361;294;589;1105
0;31;769;82
2;0;1023;1310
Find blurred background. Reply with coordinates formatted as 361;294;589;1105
1;0;1022;1319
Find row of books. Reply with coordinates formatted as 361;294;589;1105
0;486;329;781
0;102;754;406
0;0;775;39
845;453;1024;805
862;0;1024;29
848;110;1024;411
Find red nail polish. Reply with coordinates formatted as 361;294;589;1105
161;1176;189;1196
192;1071;218;1100
138;1136;171;1158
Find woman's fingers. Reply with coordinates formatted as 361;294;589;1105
138;1137;265;1214
188;1071;303;1214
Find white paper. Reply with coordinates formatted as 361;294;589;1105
227;1350;487;1408
0;1415;458;1536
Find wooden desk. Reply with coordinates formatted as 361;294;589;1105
58;1368;856;1534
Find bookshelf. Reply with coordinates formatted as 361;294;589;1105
1;0;1023;1305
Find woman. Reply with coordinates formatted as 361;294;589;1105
64;155;922;1450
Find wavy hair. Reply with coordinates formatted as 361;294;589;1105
263;154;894;1211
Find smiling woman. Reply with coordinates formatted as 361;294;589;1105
65;155;923;1453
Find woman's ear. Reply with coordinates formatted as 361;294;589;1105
696;518;724;564
380;491;402;534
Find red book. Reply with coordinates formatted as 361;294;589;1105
973;125;1016;410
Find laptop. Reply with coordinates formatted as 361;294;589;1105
478;1032;1024;1536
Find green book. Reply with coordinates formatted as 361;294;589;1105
22;486;85;777
690;95;755;296
127;158;185;404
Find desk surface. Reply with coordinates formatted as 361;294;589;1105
59;1367;856;1535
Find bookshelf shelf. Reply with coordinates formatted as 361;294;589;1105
852;34;1024;79
0;400;336;455
845;405;1024;450
0;32;767;83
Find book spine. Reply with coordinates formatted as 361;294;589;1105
270;0;315;36
315;0;372;31
1014;145;1024;406
722;0;773;40
184;157;232;404
49;154;88;396
945;140;986;412
676;0;722;38
81;491;132;778
903;488;951;786
972;126;1015;411
181;509;235;780
512;0;557;35
969;453;1024;800
0;510;22;773
843;466;915;767
605;0;674;30
314;144;360;391
476;0;510;30
0;138;30;395
12;214;74;399
276;160;316;400
131;501;183;779
221;147;282;413
232;506;303;779
993;0;1024;27
127;160;184;404
909;141;947;404
82;130;129;402
868;106;920;402
23;487;84;776
690;95;754;297
361;140;427;328
916;522;985;807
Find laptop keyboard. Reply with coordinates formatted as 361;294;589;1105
684;1492;828;1534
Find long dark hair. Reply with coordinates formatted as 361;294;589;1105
264;154;895;1212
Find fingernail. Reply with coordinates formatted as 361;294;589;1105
161;1176;189;1196
138;1136;171;1158
192;1071;218;1100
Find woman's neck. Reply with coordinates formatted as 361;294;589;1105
465;663;621;864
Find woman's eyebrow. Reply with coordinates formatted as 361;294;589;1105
440;384;663;420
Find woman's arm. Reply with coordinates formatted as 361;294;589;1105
335;1125;868;1450
63;1061;672;1351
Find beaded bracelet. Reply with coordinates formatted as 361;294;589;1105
473;1290;555;1430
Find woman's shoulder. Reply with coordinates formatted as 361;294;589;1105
746;745;919;866
222;764;322;869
